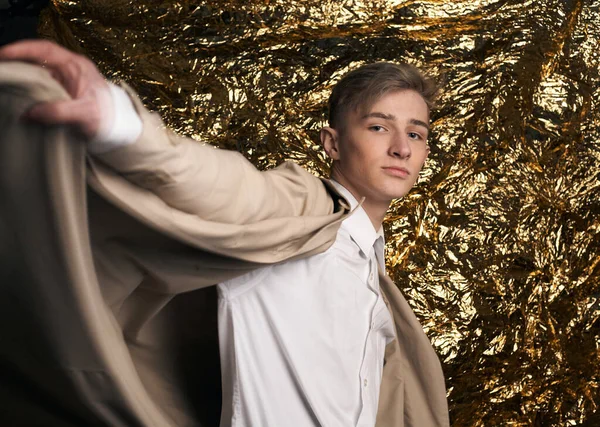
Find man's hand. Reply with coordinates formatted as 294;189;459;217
0;39;112;140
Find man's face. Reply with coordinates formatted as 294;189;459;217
323;89;431;205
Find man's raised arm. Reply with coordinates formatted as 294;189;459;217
0;40;335;224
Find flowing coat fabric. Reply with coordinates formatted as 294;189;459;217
0;62;450;427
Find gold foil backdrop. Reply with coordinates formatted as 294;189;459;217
38;0;600;425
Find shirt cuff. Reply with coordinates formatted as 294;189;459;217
87;83;143;154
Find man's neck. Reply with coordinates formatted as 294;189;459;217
360;199;389;231
330;174;390;231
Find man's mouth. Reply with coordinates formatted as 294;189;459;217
382;167;409;178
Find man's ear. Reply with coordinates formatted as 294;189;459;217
320;126;340;161
421;144;431;167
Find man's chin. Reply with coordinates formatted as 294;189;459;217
385;187;412;200
376;191;408;204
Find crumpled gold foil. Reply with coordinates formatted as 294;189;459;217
38;0;600;425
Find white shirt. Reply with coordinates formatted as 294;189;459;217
91;85;397;427
217;182;395;427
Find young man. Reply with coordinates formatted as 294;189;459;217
215;65;436;427
0;40;448;426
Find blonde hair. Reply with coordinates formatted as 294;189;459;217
327;62;439;130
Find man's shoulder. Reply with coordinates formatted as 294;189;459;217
271;162;352;214
218;226;358;287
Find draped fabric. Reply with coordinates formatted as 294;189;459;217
38;1;600;425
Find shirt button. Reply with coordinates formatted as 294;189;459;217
364;379;368;387
369;273;374;282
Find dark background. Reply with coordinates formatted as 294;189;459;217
0;0;48;46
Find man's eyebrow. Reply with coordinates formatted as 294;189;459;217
361;112;396;121
362;112;431;132
410;118;430;132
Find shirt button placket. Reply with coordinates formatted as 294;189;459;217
368;260;375;288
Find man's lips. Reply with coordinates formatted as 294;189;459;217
382;166;410;178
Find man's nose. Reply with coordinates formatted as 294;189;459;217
390;133;411;159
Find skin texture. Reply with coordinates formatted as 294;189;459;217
0;39;111;139
320;90;431;229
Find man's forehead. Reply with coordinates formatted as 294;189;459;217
357;89;429;115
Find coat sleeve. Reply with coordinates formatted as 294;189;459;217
89;83;335;224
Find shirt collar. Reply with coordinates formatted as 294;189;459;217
329;180;385;268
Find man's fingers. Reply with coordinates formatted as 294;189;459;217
0;40;110;138
2;40;110;138
0;40;96;98
0;39;76;68
22;99;101;138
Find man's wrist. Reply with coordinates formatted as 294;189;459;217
87;83;143;154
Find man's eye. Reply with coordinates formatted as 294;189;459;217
370;125;385;132
408;132;423;140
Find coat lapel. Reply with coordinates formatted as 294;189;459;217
377;273;450;427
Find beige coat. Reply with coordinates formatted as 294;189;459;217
0;62;450;427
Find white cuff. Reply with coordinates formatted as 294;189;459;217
87;83;143;154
